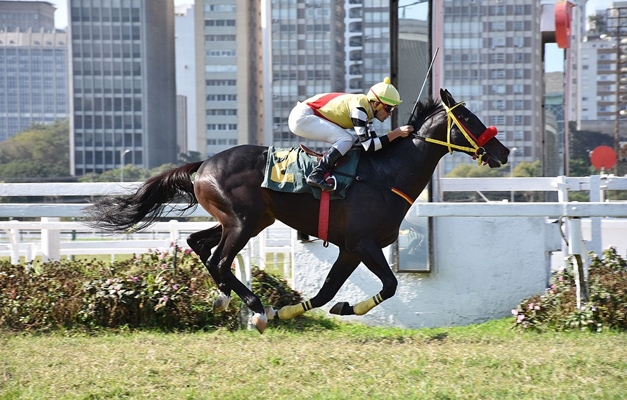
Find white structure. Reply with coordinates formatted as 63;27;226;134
2;177;626;329
175;3;198;154
294;216;556;328
291;175;627;329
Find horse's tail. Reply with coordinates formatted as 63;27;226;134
83;161;204;232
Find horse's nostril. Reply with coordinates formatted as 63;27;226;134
503;149;510;156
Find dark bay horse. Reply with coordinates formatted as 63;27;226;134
84;89;509;333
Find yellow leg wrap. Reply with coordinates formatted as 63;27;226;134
353;294;384;316
277;300;313;320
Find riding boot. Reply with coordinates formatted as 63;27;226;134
306;147;343;192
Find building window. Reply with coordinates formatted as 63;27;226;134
491;69;505;78
491;116;505;125
490;53;505;63
490;22;505;31
491;85;505;94
492;36;505;47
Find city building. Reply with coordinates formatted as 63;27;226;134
435;0;545;175
198;0;264;157
175;2;198;156
0;1;68;142
0;0;55;31
268;0;346;151
69;0;177;175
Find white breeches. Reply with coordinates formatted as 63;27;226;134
288;102;356;155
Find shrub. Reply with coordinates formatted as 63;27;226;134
0;244;302;332
513;247;627;332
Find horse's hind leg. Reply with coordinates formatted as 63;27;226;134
186;225;232;312
267;248;361;320
208;219;274;333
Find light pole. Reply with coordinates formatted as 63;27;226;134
510;147;518;203
120;149;131;182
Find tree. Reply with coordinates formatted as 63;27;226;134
0;120;70;182
568;121;620;176
443;162;505;202
178;151;203;164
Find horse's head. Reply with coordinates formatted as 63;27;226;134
413;89;509;168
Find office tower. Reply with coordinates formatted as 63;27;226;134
0;1;68;142
199;0;264;156
70;0;177;175
268;0;346;151
0;0;55;31
437;0;545;175
175;3;197;155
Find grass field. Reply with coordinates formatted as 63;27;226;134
1;318;626;399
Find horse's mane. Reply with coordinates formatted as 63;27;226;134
405;97;442;141
408;97;441;125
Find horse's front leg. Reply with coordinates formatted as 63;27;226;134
329;240;398;316
267;249;361;320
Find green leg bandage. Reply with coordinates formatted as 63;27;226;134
277;300;313;320
353;294;384;316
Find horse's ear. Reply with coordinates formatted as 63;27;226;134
440;88;455;107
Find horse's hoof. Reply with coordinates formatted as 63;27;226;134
264;305;277;320
329;302;353;315
251;312;268;334
212;294;231;313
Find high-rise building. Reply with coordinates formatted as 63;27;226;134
0;0;56;31
435;0;545;175
198;0;264;157
69;0;177;175
175;3;197;156
0;1;68;142
269;0;346;151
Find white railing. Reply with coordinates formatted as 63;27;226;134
427;174;627;307
1;176;626;307
0;182;295;285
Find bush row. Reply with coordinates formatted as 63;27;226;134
513;247;627;332
0;245;302;332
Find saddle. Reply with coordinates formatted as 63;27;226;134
261;145;360;200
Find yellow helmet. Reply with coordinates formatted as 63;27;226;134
367;77;402;106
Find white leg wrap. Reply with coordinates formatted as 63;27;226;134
212;293;231;313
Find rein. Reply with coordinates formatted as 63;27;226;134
417;102;497;166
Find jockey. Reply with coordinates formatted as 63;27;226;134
288;77;414;192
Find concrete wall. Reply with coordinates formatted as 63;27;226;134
293;216;559;329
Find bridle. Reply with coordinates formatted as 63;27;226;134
416;101;498;166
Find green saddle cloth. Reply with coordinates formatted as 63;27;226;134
261;146;360;200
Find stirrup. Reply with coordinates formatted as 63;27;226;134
307;174;337;192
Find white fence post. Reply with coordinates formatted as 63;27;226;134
568;217;589;308
41;217;61;262
588;175;602;256
8;227;20;264
169;219;179;244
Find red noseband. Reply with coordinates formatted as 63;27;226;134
476;126;498;147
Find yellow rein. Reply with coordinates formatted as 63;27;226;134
424;102;486;166
389;102;487;206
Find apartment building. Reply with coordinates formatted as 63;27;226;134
69;0;177;175
0;1;68;141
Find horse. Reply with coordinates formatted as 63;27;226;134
84;88;510;333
